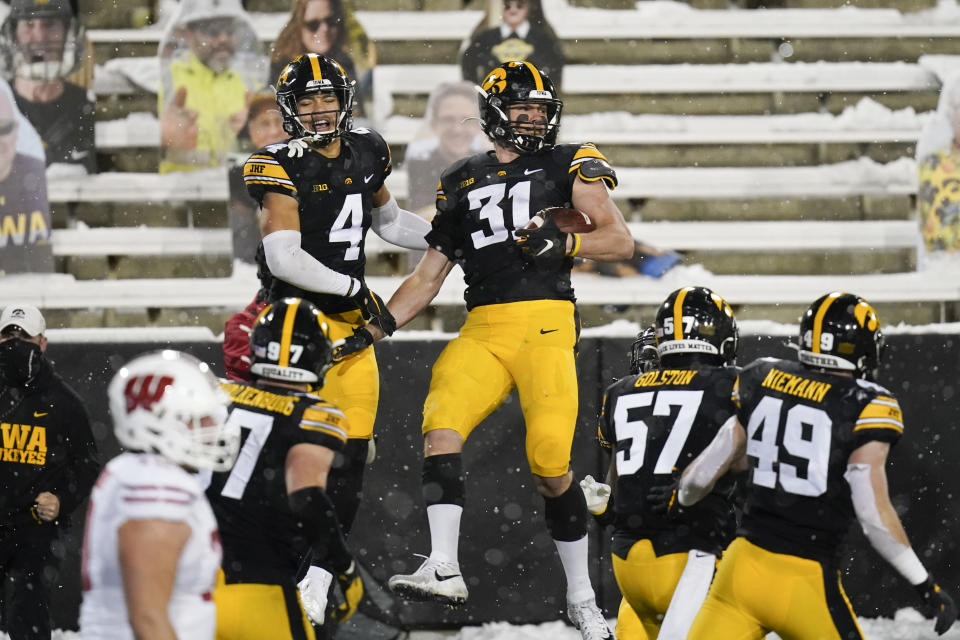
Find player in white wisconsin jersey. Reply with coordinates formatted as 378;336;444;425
80;351;239;640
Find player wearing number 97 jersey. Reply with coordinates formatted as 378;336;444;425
669;292;959;639
596;286;740;640
207;299;362;640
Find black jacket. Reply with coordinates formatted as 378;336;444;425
0;360;99;532
460;24;565;89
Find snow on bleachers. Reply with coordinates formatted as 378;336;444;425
45;157;918;204
84;2;960;44
3;265;957;313
48;220;918;259
95;99;927;149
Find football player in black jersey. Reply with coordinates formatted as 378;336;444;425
590;287;741;640
654;292;958;639
207;298;362;639
242;53;432;615
338;61;633;639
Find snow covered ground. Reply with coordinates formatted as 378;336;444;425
21;609;959;639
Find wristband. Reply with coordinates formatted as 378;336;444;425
568;233;582;257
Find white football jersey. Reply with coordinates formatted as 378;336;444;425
80;453;221;640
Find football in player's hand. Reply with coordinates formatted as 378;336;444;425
525;207;596;234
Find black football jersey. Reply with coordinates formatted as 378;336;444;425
206;380;349;584
426;143;617;310
734;357;904;562
597;365;740;557
242;128;392;313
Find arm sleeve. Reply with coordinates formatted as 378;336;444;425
370;195;431;250
596;385;617;448
678;416;739;507
261;229;360;296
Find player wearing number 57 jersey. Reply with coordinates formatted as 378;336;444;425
596;287;740;640
661;292;959;639
244;54;433;604
207;299;362;640
350;61;633;640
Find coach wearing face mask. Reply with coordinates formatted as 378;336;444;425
0;303;99;640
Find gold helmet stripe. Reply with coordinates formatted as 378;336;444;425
812;292;843;353
522;61;545;92
279;299;300;367
309;54;323;81
673;287;692;341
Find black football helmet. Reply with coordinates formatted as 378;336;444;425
797;292;883;380
250;297;334;386
478;61;562;154
275;53;355;145
630;324;660;375
654;286;738;365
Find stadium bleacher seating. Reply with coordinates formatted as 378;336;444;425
25;0;960;330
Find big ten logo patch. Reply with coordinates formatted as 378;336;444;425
0;212;49;247
313;184;329;192
1;423;47;465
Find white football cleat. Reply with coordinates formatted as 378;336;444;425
567;598;616;640
387;556;468;606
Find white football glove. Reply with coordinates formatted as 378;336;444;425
580;475;612;515
298;565;333;626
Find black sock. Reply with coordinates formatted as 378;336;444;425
326;439;369;536
543;480;589;542
422;453;465;507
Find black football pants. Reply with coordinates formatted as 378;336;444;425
0;526;59;640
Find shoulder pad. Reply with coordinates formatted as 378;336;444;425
569;143;617;190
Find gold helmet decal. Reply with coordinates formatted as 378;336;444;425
854;300;879;331
482;67;508;94
672;286;693;341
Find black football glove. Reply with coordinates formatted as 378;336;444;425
332;327;375;362
914;577;958;635
332;560;364;623
351;285;396;336
515;213;569;270
646;473;682;518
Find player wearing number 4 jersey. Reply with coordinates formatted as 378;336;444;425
592;287;741;640
243;53;432;615
207;299;362;640
336;61;633;640
654;292;959;639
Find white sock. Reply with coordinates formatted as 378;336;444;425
554;535;595;604
427;503;463;564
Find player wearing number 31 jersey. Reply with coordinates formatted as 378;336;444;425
355;61;634;640
662;292;958;639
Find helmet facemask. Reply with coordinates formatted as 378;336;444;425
275;54;355;147
1;15;84;81
108;351;239;473
478;61;563;155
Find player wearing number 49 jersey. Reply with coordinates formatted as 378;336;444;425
593;287;741;640
207;299;362;640
658;292;959;639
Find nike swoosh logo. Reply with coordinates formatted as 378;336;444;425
434;571;461;582
535;239;554;256
364;174;375;183
524;168;543;175
540;329;558;334
34;411;47;417
694;552;709;558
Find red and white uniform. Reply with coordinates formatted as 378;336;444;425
80;453;221;640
